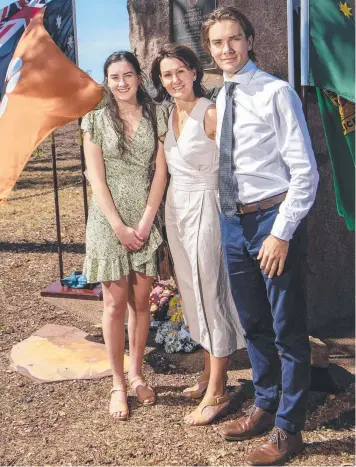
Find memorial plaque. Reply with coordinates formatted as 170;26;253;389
172;0;216;69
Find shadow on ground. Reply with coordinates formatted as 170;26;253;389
0;242;85;254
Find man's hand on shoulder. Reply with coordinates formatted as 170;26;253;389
257;235;289;279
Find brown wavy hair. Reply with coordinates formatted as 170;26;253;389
201;7;256;62
150;44;206;103
103;51;156;153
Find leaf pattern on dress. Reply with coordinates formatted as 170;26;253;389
81;105;168;282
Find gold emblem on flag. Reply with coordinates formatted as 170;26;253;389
324;90;355;135
339;1;353;18
338;97;355;135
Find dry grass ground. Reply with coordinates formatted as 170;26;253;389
0;122;355;466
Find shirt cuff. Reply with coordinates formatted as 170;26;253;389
271;213;301;241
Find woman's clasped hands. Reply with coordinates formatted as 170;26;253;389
115;218;152;251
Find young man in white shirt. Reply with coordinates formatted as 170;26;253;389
201;7;319;466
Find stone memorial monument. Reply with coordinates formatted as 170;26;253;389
127;0;355;332
172;0;216;68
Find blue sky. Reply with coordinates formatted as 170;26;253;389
76;0;130;82
0;0;130;82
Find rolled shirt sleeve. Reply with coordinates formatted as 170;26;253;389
265;86;319;240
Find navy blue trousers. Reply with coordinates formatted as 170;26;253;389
220;204;310;433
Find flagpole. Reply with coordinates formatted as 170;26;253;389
51;132;64;279
300;0;309;118
71;0;89;223
287;0;295;88
71;0;79;65
78;121;88;222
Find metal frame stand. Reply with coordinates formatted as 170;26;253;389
40;129;102;301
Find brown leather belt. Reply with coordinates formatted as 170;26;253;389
236;192;287;215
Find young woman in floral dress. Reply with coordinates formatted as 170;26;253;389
82;51;168;420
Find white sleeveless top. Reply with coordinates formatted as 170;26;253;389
163;97;245;357
164;97;218;191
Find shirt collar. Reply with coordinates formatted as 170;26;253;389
224;60;257;85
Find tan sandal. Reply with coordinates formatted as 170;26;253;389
129;376;156;406
184;393;230;426
183;374;209;400
183;375;228;400
109;387;129;420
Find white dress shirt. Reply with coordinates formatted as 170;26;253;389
216;60;319;241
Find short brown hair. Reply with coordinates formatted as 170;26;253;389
150;44;206;102
201;7;256;61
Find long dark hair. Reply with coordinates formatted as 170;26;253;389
103;51;155;153
150;44;206;103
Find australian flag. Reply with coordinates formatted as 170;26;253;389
43;0;76;63
0;0;76;97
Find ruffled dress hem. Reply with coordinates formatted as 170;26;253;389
84;229;163;283
83;255;159;283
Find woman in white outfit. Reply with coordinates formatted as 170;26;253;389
151;44;245;426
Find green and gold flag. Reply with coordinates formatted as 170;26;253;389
316;89;355;230
309;0;355;230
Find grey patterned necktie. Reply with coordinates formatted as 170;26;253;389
219;81;238;218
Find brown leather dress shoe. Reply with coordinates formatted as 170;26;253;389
220;406;275;441
246;427;303;466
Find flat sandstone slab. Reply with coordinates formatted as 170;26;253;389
9;324;128;382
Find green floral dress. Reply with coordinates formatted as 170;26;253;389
81;105;168;283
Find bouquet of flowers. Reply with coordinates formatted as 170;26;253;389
149;279;199;353
149;278;176;321
155;321;199;354
167;293;183;322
